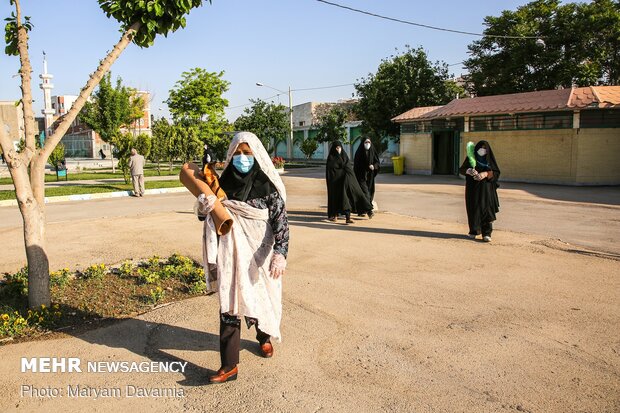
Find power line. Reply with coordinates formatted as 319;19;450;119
226;82;355;111
293;82;354;92
226;93;282;110
315;0;542;40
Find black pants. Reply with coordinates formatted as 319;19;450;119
469;221;493;237
481;221;493;237
219;314;270;370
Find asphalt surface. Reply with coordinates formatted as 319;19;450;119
0;169;618;412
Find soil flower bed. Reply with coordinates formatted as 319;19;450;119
0;253;208;344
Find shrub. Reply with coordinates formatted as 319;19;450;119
188;280;207;295
82;264;107;280
0;266;29;298
148;286;165;304
119;260;134;277
272;156;285;169
50;268;71;288
137;268;160;285
147;255;161;272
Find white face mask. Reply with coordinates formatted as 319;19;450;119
477;148;487;156
364;143;371;150
336;147;342;154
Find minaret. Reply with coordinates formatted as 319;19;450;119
39;51;54;139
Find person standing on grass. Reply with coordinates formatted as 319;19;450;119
458;140;501;242
129;148;145;197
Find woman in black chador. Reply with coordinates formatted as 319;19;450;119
458;140;500;242
326;141;373;223
353;137;380;218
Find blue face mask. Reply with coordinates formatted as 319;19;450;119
232;154;254;173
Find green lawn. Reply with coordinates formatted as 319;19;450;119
0;180;184;201
0;168;182;185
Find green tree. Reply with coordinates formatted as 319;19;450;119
234;99;289;154
166;68;230;162
134;133;151;159
315;105;348;144
464;0;620;96
166;68;230;123
48;143;65;174
150;117;171;174
79;72;134;171
299;137;319;160
175;124;202;163
0;0;208;309
114;133;134;183
355;46;461;141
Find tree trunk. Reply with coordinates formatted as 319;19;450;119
2;148;50;308
3;12;142;309
111;144;116;173
21;199;50;308
157;160;161;175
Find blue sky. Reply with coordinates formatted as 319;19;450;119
0;0;541;121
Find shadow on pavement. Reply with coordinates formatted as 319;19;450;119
287;210;467;240
70;316;261;386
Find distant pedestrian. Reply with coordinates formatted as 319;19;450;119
353;137;379;218
0;151;5;164
129;148;145;197
326;141;373;223
458;140;500;242
99;148;106;160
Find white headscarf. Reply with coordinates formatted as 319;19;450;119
224;131;287;202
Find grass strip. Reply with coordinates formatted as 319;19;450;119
0;168;182;185
0;180;183;201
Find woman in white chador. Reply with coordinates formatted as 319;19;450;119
197;132;289;384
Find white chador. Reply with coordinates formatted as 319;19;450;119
202;132;287;342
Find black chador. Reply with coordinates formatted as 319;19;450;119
353;138;380;204
458;140;501;238
326;141;373;220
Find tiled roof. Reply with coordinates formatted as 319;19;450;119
391;106;442;122
393;86;620;122
589;86;620;108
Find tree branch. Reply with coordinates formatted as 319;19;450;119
40;22;141;160
14;0;36;162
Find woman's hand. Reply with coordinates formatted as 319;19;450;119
196;193;217;215
269;253;287;279
474;171;488;181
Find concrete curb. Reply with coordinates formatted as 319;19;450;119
0;186;188;208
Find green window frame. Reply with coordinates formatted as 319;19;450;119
469;112;572;131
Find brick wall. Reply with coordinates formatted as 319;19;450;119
575;128;620;185
400;133;432;175
463;129;620;185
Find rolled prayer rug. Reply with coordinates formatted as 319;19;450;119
180;162;233;235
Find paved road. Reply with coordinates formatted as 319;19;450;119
2;170;619;260
0;170;618;412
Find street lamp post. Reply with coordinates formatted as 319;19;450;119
256;82;293;159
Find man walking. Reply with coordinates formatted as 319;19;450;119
129;148;145;197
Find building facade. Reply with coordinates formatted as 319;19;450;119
275;101;398;161
393;86;620;185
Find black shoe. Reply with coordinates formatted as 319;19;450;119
367;211;374;219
